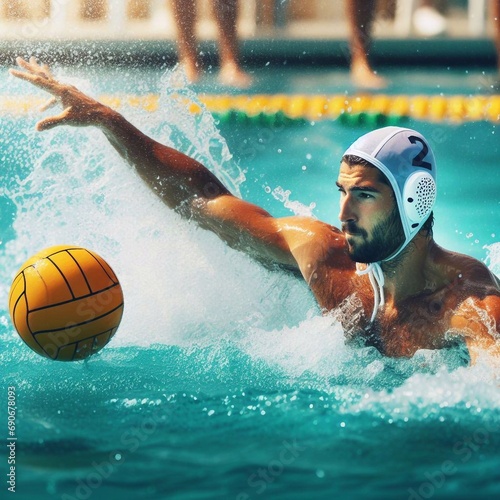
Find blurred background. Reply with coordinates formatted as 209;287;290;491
0;0;495;39
0;0;497;67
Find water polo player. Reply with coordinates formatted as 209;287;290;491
10;57;500;364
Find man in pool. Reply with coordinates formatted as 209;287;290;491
10;57;500;364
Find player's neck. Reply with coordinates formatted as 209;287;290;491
381;234;435;305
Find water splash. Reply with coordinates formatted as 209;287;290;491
271;186;317;217
0;67;312;351
0;67;499;406
484;242;500;277
150;65;245;196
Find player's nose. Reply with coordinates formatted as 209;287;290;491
339;194;357;223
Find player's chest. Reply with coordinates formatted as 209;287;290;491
336;292;458;357
363;311;455;357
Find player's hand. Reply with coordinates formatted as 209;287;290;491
9;57;107;131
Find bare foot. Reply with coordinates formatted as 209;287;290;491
350;62;387;90
179;60;201;84
218;63;253;88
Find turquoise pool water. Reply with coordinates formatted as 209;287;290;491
0;64;499;500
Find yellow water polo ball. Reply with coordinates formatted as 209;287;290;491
8;245;124;361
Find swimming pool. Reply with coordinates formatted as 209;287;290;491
0;63;499;500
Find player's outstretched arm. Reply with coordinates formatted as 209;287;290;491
10;57;231;210
10;58;345;273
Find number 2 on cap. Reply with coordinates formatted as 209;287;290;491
408;136;432;170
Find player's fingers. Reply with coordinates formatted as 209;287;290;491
18;56;42;74
28;56;40;69
9;68;38;84
16;57;52;82
10;67;58;93
39;96;58;112
36;108;72;131
41;63;54;79
15;57;31;71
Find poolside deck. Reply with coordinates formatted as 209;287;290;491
0;1;497;67
0;37;496;68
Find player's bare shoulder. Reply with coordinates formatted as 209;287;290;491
281;218;358;309
435;245;500;342
283;218;353;276
430;243;498;294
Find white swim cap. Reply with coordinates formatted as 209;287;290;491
343;126;437;262
343;127;437;323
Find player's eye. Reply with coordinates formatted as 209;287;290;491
358;192;374;199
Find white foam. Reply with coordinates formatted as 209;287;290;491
0;67;313;351
484;242;500;277
271;186;317;217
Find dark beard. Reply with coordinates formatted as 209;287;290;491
343;206;405;263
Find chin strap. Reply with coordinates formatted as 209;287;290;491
356;262;385;323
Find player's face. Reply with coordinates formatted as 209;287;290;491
337;162;405;263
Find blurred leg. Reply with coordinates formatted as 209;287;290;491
212;0;252;87
172;0;200;82
493;0;500;77
346;0;387;89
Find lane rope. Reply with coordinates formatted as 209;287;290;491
2;94;499;123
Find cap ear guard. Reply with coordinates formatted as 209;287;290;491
402;171;436;228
